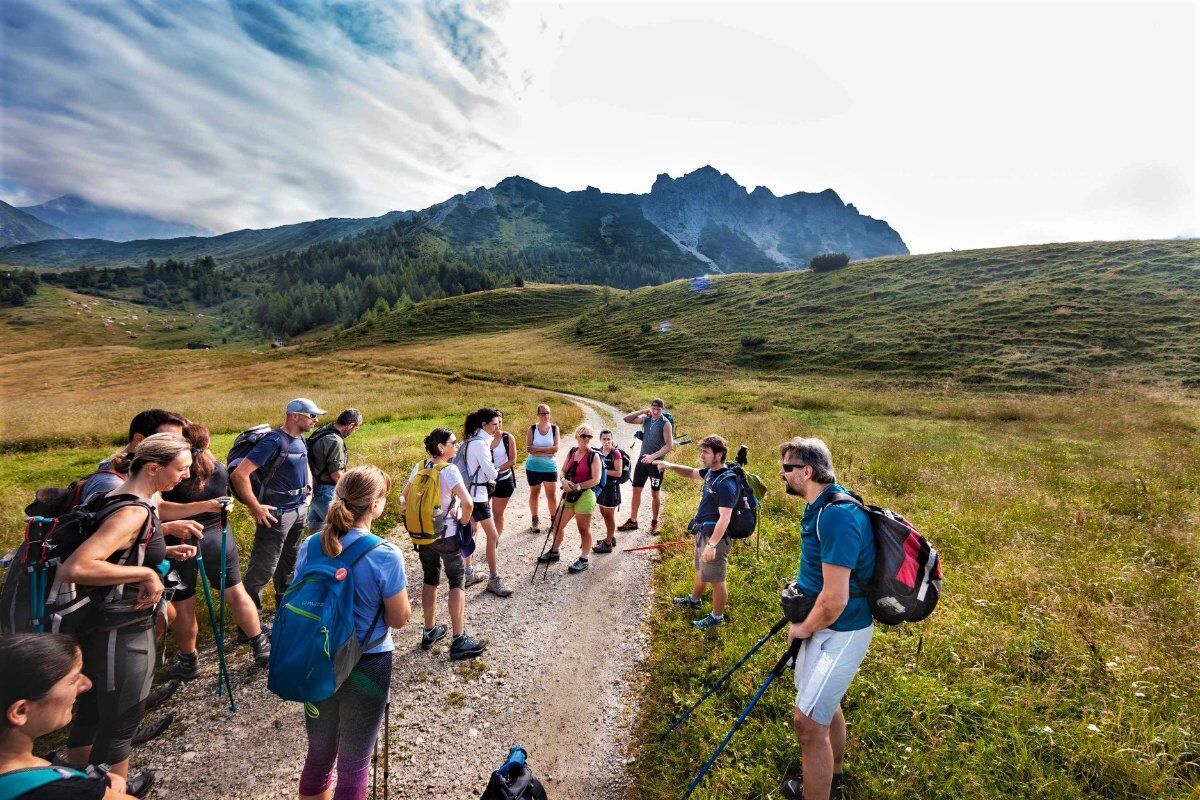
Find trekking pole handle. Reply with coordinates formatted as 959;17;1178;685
23;516;55;524
772;636;805;678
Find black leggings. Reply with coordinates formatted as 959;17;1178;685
68;622;155;765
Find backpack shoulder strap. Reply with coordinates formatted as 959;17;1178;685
340;533;385;568
0;765;89;796
255;429;293;501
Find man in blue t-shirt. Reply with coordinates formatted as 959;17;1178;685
232;398;322;610
654;434;738;630
779;437;875;800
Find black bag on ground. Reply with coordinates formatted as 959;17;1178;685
481;746;548;800
1;492;154;635
819;491;943;625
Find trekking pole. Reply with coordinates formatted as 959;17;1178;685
623;540;692;553
371;737;379;800
217;500;229;673
383;700;390;800
660;617;787;740
195;546;237;711
531;497;567;582
680;636;804;800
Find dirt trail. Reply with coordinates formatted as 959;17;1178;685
141;391;658;799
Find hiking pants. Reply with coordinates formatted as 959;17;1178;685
67;622;155;766
307;483;336;533
300;650;392;800
243;505;307;610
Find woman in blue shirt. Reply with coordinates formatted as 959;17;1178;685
293;466;410;800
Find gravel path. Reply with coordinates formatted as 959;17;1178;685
140;392;658;799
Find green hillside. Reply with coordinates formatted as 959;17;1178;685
559;239;1200;389
329;283;617;347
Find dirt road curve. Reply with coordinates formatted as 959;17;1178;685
140;392;658;799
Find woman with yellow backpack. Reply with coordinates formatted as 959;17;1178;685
398;428;488;661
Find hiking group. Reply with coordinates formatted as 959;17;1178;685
1;392;940;800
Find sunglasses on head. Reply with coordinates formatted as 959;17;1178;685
781;463;808;473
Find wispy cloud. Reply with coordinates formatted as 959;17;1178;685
0;0;520;231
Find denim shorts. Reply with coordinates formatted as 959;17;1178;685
794;625;874;725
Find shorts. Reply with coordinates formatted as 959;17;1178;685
472;502;493;522
168;525;241;601
631;459;664;490
417;535;465;590
492;473;516;499
693;529;731;583
596;482;622;509
563;489;598;516
794;626;874;725
526;469;558;486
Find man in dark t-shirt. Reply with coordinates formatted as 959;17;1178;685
231;398;321;610
654;434;737;629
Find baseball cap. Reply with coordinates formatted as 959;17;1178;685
286;398;326;416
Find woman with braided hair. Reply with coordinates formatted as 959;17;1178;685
292;466;411;800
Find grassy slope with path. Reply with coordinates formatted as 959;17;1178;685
1;240;1198;797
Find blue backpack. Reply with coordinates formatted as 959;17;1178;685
267;534;387;707
0;766;91;799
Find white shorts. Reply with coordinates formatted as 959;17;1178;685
794;626;873;725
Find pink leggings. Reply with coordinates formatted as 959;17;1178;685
299;651;392;799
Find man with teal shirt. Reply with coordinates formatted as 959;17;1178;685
779;437;875;800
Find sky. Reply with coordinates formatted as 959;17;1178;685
0;0;1195;253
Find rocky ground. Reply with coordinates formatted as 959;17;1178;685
138;393;659;799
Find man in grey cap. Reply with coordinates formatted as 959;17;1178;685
233;397;322;610
306;408;363;533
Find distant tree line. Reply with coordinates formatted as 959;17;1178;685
0;269;40;306
42;257;238;307
810;253;850;272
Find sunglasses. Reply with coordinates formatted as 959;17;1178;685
780;463;808;473
579;434;593;440
538;411;550;416
303;413;319;420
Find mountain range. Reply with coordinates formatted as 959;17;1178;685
17;195;211;242
0;200;73;247
0;168;906;273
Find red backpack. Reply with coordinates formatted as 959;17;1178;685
818;492;943;626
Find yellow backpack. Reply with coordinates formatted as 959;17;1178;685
402;461;456;546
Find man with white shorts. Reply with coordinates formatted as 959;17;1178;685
779;437;876;800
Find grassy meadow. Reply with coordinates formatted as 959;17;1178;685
2;239;1198;797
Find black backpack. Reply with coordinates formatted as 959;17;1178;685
706;464;759;539
819;492;943;626
1;492;155;635
480;747;548;800
604;447;632;485
227;424;290;504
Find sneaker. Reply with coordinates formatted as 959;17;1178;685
144;679;181;713
568;557;590;573
167;652;199;681
831;773;844;800
125;770;155;799
693;613;725;630
421;624;448;651
131;713;173;745
486;575;513;597
592;540;614;554
650;518;662;534
780;776;843;800
449;632;487;661
536;549;560;564
250;632;271;667
617;518;639;531
464;568;486;587
673;595;702;610
530;516;540;533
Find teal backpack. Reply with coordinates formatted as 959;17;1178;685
0;766;90;799
267;534;387;708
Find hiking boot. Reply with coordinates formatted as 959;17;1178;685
673;595;702;610
781;775;843;800
536;549;560;564
132;713;173;745
167;652;199;681
486;575;513;597
421;624;448;651
568;556;590;573
250;632;271;667
592;540;614;554
464;568;486;587
449;632;487;661
693;613;726;630
617;518;639;531
530;515;540;533
236;623;270;644
144;679;181;713
125;770;155;799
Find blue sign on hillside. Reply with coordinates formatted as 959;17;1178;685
691;275;711;292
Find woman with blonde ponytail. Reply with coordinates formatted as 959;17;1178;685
291;466;411;800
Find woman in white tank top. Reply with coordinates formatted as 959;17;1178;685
525;404;560;533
